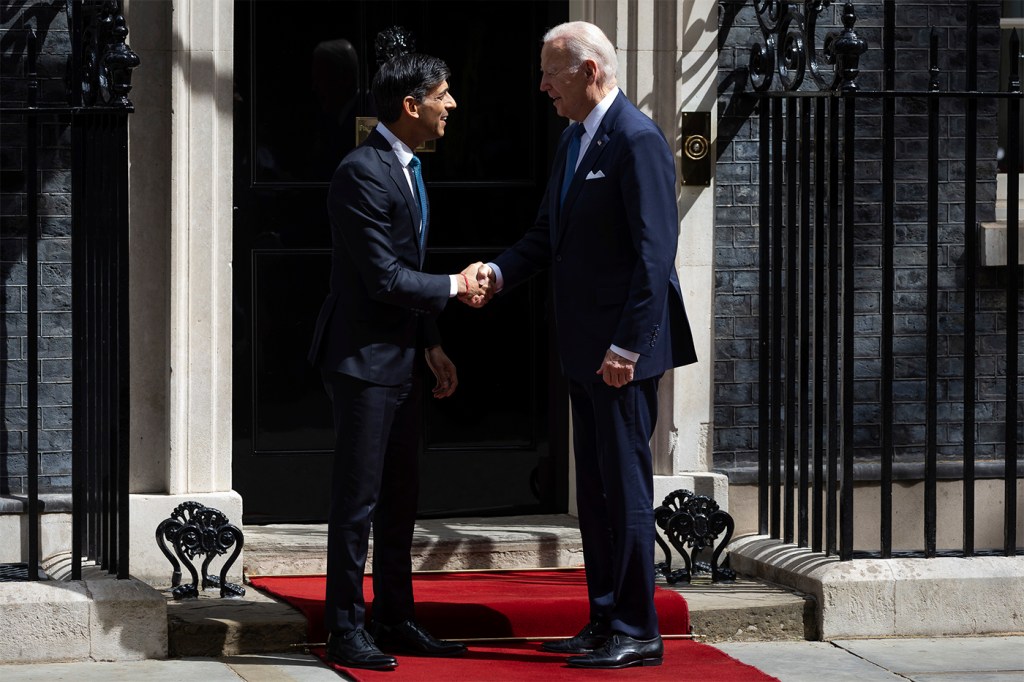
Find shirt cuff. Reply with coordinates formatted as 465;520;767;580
486;262;504;292
610;345;639;363
448;275;459;298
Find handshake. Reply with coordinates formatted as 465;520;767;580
453;262;496;308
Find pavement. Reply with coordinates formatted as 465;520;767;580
0;636;1022;681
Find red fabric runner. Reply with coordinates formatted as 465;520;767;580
249;569;688;643
311;639;779;681
250;570;778;681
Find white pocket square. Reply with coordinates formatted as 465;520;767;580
585;170;606;180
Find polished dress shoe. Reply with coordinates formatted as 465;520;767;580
566;633;664;668
539;621;609;654
326;628;397;670
370;619;467;656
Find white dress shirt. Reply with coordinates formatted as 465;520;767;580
376;123;459;298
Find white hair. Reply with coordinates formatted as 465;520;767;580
543;21;618;87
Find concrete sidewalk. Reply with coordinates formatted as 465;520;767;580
1;636;1021;681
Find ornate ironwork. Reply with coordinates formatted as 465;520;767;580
823;2;868;91
654;489;736;584
156;502;245;599
73;0;140;108
748;1;866;92
375;25;416;65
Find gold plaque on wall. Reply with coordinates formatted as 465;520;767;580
355;116;436;152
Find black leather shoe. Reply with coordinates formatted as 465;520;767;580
326;628;397;670
370;619;467;657
539;621;609;654
566;633;664;668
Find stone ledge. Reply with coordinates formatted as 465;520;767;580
979;221;1024;266
0;562;167;663
0;494;73;514
679;577;817;643
728;535;1024;640
165;586;307;657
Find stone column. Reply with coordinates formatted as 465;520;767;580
125;0;240;583
573;0;726;508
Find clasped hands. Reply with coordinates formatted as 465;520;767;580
454;262;496;308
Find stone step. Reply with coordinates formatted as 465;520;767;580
162;516;815;657
241;515;587;576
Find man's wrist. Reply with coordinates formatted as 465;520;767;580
609;345;639;363
486;262;504;292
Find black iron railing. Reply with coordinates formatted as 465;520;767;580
1;0;138;580
748;1;1021;560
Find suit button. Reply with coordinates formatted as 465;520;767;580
555;255;562;263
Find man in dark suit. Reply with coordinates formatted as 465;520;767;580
474;21;697;669
308;53;487;671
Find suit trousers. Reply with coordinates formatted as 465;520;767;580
567;375;661;640
321;369;421;634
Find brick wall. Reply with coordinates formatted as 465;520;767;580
0;3;73;495
715;1;1020;482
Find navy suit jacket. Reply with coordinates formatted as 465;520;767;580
308;128;451;386
494;91;697;383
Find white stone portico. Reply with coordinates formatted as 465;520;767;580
125;0;241;583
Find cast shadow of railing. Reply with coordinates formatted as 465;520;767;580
0;0;67;500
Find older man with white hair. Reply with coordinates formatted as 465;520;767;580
473;21;698;669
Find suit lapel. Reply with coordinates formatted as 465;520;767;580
368;129;424;262
555;92;627;247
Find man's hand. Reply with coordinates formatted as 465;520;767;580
476;263;496;294
596;349;635;388
456;262;493;307
425;346;458;398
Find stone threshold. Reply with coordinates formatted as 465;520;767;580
729;535;1024;640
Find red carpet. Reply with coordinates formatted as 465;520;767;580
249;569;688;642
311;639;778;681
250;569;778;681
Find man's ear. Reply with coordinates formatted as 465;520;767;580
583;59;598;83
402;95;420;119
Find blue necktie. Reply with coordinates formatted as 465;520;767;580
560;123;585;206
408;155;429;251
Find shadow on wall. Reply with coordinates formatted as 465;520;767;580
0;1;68;497
716;1;758;162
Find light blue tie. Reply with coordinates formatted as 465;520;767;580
408;155;429;251
560;123;586;206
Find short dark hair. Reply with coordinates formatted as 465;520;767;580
372;53;451;124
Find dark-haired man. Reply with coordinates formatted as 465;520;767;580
308;53;485;670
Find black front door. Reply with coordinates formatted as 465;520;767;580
233;0;569;523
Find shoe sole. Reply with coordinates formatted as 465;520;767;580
326;655;398;670
568;657;663;669
328;661;397;670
